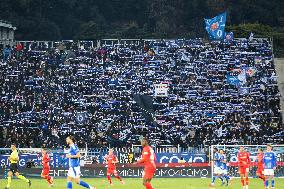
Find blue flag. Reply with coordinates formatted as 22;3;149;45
204;12;227;40
226;74;240;85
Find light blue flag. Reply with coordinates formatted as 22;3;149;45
226;74;240;85
204;12;227;40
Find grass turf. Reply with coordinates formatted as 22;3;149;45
0;178;283;189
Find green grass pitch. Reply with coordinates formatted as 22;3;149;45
0;178;283;189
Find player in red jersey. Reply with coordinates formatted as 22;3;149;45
237;146;251;189
134;137;156;189
256;148;265;183
41;148;53;187
105;149;124;186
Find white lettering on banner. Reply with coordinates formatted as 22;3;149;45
159;155;206;163
19;159;26;167
52;170;68;177
194;169;202;176
197;169;208;177
167;169;178;177
0;159;9;165
161;169;167;176
169;156;180;163
193;157;205;162
2;168;211;178
217;30;222;37
156;168;209;177
0;154;41;168
180;169;187;177
159;156;169;163
119;169;143;177
187;169;193;176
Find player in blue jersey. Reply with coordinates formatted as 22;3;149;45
220;150;231;186
66;136;96;189
210;148;224;187
263;144;277;189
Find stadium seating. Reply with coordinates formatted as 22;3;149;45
0;38;283;149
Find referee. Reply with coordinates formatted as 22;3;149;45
5;143;31;189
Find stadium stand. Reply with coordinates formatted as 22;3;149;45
0;38;283;149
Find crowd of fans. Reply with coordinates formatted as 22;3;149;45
0;38;283;149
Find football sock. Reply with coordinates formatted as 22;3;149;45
212;176;216;183
67;181;72;189
225;175;230;183
107;175;112;184
44;175;52;184
115;175;122;181
219;176;224;183
241;178;245;186
271;179;275;188
7;176;12;188
18;175;29;182
78;180;91;188
145;182;154;189
265;180;269;188
258;175;265;181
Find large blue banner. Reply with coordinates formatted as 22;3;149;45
0;152;207;167
205;12;227;40
0;154;41;167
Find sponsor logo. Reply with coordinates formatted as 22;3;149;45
157;153;207;163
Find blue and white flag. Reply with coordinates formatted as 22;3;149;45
249;32;254;41
238;69;247;84
205;12;227;40
239;87;250;95
226;74;240;85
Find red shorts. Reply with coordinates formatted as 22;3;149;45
107;168;117;175
239;167;249;175
41;168;50;176
256;167;264;175
143;167;156;179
